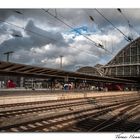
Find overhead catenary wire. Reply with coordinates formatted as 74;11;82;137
0;14;98;58
84;9;101;31
117;9;129;23
117;8;139;37
57;9;110;54
0;23;22;38
44;9;112;56
95;9;133;42
70;46;99;58
13;9;26;30
0;17;68;58
0;19;63;45
13;10;23;15
117;8;133;41
83;9;113;54
42;9;113;55
11;10;62;42
83;9;103;42
117;8;131;26
42;9;101;47
11;9;112;55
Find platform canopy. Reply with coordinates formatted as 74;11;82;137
0;61;136;84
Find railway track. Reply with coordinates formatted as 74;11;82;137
0;93;138;109
97;104;140;132
59;100;140;132
60;101;140;132
0;93;139;132
0;93;139;119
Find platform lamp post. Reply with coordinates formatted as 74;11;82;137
3;51;14;62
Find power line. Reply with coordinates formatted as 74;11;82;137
83;9;113;55
84;10;99;29
58;9;105;48
117;8;139;37
70;46;98;57
0;15;99;58
0;9;113;60
0;10;64;44
43;9;112;55
117;8;133;41
83;9;103;41
0;19;62;46
95;9;133;42
11;9;112;57
42;9;113;54
13;10;23;15
117;9;129;23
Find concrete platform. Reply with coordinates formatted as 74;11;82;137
0;90;138;105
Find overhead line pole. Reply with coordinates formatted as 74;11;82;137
3;51;14;62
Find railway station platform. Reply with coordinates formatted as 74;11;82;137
0;89;138;105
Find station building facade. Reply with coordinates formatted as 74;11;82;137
76;37;140;90
103;37;140;82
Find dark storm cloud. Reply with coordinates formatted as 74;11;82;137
0;18;73;66
0;36;33;62
58;8;140;37
0;9;67;31
0;19;69;53
1;9;140;30
89;9;140;35
1;9;140;36
0;9;140;70
0;9;12;20
10;29;23;37
25;20;69;47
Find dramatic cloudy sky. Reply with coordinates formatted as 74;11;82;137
0;9;140;71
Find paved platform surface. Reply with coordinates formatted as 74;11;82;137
0;89;138;105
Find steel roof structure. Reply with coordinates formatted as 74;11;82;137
0;61;136;84
103;37;140;82
76;66;104;76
